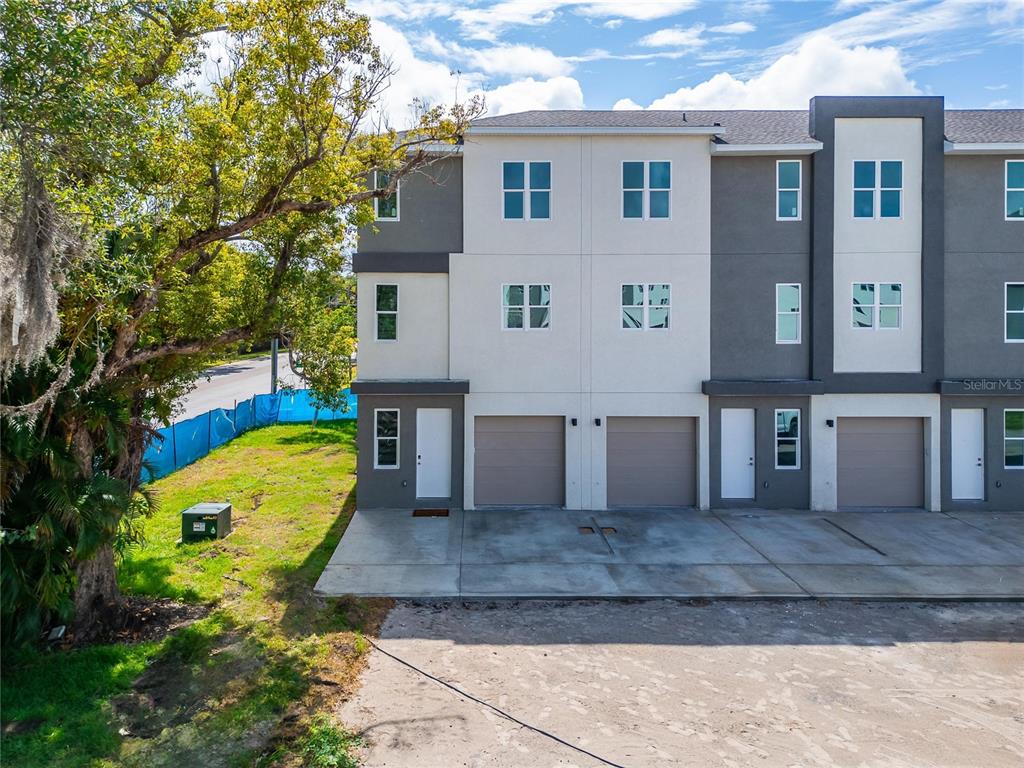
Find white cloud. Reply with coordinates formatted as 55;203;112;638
638;24;707;49
789;0;977;50
987;98;1012;108
473;44;574;77
710;21;756;34
764;0;1024;73
370;21;483;128
453;0;699;41
731;0;772;14
603;18;623;29
618;34;919;110
368;19;585;122
573;0;700;20
348;0;458;23
986;0;1023;25
612;97;644;109
418;34;575;78
481;76;585;114
985;83;1009;90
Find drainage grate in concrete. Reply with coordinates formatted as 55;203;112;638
412;509;449;517
601;527;617;535
578;526;595;534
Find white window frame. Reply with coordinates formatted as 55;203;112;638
1006;282;1024;343
373;170;399;221
776;160;802;221
774;408;801;470
373;408;400;469
621;161;672;221
620;283;672;331
1004;409;1024;470
374;283;398;343
501;283;551;331
501;161;551;221
851;281;903;330
1007;160;1024;221
852;160;903;220
775;283;802;344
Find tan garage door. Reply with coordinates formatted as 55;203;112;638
607;417;697;507
837;417;924;508
474;416;565;506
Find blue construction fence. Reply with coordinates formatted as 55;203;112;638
141;389;357;482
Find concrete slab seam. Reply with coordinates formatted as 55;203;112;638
709;511;813;597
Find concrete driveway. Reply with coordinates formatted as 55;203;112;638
315;508;1024;600
341;600;1024;768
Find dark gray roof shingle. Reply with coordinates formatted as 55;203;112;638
471;109;813;144
470;108;1024;144
944;110;1024;143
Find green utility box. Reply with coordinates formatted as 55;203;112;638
181;502;231;542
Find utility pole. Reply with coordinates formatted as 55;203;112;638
270;338;278;394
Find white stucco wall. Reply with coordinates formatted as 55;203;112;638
356;273;449;379
590;253;710;394
809;393;941;511
833;118;923;373
589;136;712;256
448;252;583;393
462;136;583;256
832;255;923;373
454;132;714;509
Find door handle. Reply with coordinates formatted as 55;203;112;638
748;458;754;466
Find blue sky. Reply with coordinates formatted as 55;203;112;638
346;0;1024;125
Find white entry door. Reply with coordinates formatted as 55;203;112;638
416;408;451;498
721;408;756;499
951;408;984;500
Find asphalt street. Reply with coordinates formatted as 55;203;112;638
175;353;301;420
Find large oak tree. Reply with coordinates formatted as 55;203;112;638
0;0;479;644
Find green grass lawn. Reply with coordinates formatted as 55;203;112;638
2;421;385;768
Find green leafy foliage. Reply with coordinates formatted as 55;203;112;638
2;422;381;768
300;714;363;768
1;0;480;644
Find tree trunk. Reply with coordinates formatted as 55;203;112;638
72;544;125;641
68;417;127;641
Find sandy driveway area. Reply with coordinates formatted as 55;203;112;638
341;600;1024;768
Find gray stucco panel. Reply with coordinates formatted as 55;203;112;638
711;156;811;256
351;379;470;395
809;96;945;393
710;156;812;381
709;396;811;509
945;154;1024;255
356;156;463;255
353;252;450;273
940;395;1024;511
944;251;1024;378
711;253;812;380
356;394;465;510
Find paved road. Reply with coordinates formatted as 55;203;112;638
342;600;1024;768
175;353;301;420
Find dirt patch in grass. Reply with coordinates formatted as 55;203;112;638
2;422;383;768
110;627;257;739
65;597;210;648
258;597;392;767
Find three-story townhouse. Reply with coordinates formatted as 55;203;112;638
351;96;1023;514
941;110;1024;510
